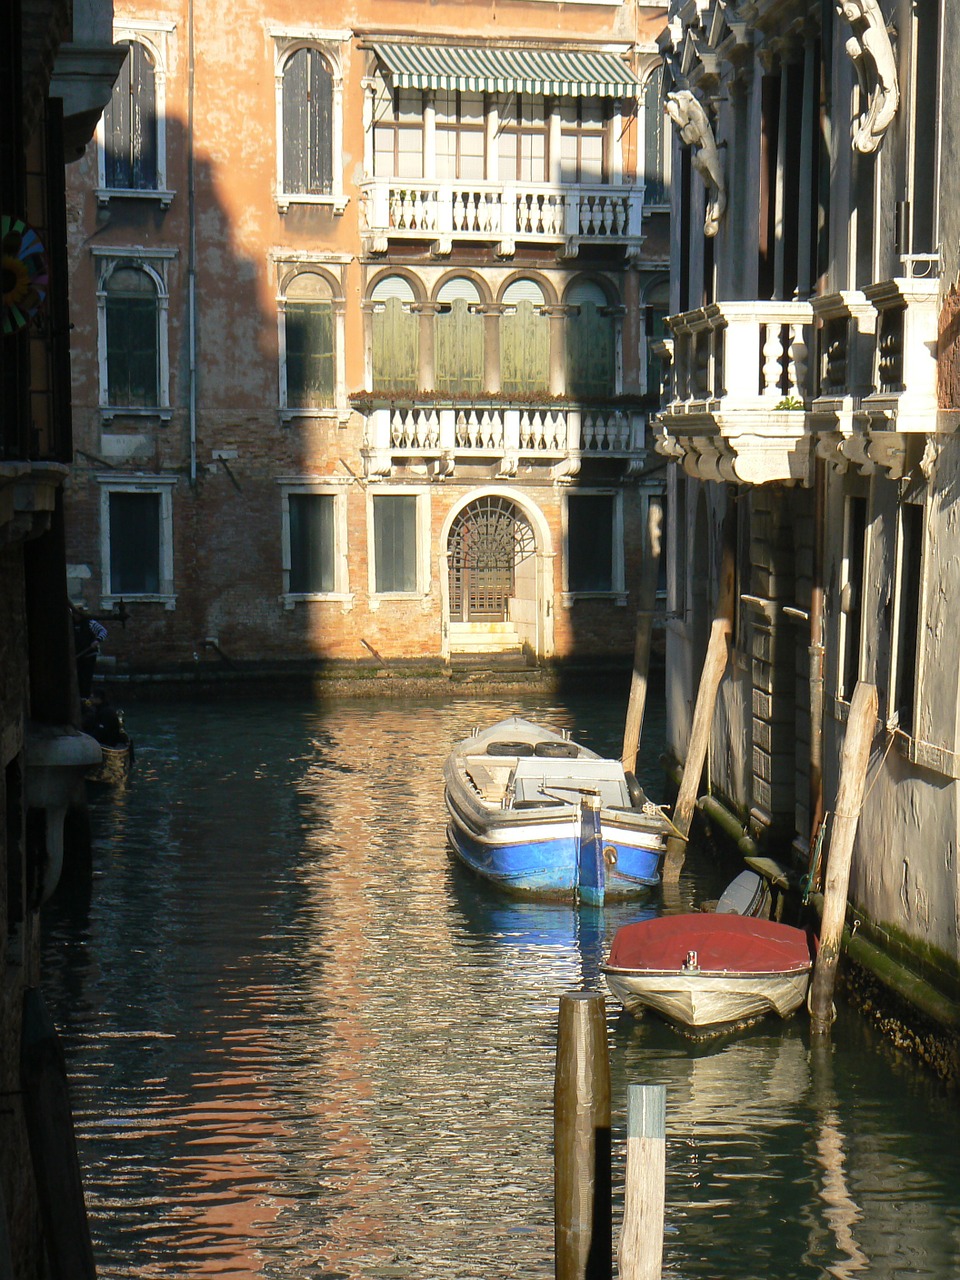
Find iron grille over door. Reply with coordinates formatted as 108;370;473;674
448;497;535;621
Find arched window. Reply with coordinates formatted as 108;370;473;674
501;279;549;396
643;66;667;205
371;276;419;395
435;278;483;397
565;279;615;399
103;41;157;190
104;266;160;407
282;49;333;195
283;273;335;409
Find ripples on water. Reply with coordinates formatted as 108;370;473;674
41;690;960;1279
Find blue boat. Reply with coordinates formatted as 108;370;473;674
443;716;668;903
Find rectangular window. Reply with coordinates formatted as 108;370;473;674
891;501;924;736
498;94;547;183
373;495;418;593
436;90;485;181
840;495;867;700
373;85;423;179
289;493;335;594
108;491;161;594
106;293;159;407
559;100;606;183
567;494;614;592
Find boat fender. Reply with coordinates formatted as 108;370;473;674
603;845;618;866
624;771;645;808
487;741;535;757
534;741;579;759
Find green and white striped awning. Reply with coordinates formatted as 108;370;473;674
372;42;640;99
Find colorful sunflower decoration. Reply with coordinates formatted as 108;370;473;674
2;215;49;336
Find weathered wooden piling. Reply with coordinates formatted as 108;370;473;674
554;992;611;1280
664;534;736;884
618;1084;666;1280
809;680;877;1035
622;499;662;777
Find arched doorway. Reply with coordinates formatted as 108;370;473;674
448;495;535;621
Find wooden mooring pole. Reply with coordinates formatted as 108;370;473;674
618;1084;666;1280
622;499;662;777
554;992;611;1280
809;680;877;1035
663;534;736;885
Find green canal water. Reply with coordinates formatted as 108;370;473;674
41;686;960;1279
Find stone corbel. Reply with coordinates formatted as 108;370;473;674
836;0;900;154
665;90;727;236
431;453;455;481
362;448;393;479
864;431;907;478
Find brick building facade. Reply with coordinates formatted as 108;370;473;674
63;0;669;674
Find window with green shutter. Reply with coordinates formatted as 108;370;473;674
289;494;335;594
284;273;335;408
501;280;549;396
372;285;419;395
282;48;333;195
435;279;484;397
373;495;418;593
103;41;158;190
565;280;615;399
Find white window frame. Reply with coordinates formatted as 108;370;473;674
97;473;177;609
278;478;353;608
887;491;927;740
92;246;176;420
561;487;626;606
365;485;432;603
272;31;348;214
272;255;348;423
97;22;175;207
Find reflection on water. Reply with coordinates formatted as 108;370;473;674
41;690;960;1279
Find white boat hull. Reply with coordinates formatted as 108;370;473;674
603;968;811;1034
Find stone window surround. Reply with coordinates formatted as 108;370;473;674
97;20;176;207
277;476;354;609
92;245;177;421
272;29;349;214
364;485;432;604
97;472;177;609
272;254;349;423
560;486;626;606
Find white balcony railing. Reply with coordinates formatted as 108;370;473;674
362;402;645;477
656;300;816;484
360;179;644;255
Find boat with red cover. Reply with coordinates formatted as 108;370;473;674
602;912;817;1036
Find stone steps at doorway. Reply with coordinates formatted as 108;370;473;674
448;621;525;655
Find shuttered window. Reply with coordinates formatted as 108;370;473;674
501;280;548;396
282;49;334;195
283;273;335;409
371;276;419;394
103;41;158;190
565;280;615;398
109;491;161;594
289;494;335;594
374;495;418;593
105;267;159;407
435;279;483;397
567;495;614;592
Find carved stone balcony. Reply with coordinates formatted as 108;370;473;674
360;400;646;480
655;300;816;484
812;275;942;480
360;179;645;259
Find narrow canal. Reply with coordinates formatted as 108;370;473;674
41;685;960;1280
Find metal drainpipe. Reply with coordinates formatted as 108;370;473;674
187;0;197;486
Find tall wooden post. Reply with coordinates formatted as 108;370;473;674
663;529;736;884
809;680;877;1034
618;1085;666;1280
622;499;662;777
554;992;611;1280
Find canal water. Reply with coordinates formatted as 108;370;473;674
41;685;960;1280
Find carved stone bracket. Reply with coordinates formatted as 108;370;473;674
665;90;727;236
836;0;900;153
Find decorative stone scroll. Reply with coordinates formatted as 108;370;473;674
664;90;727;236
836;0;900;154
